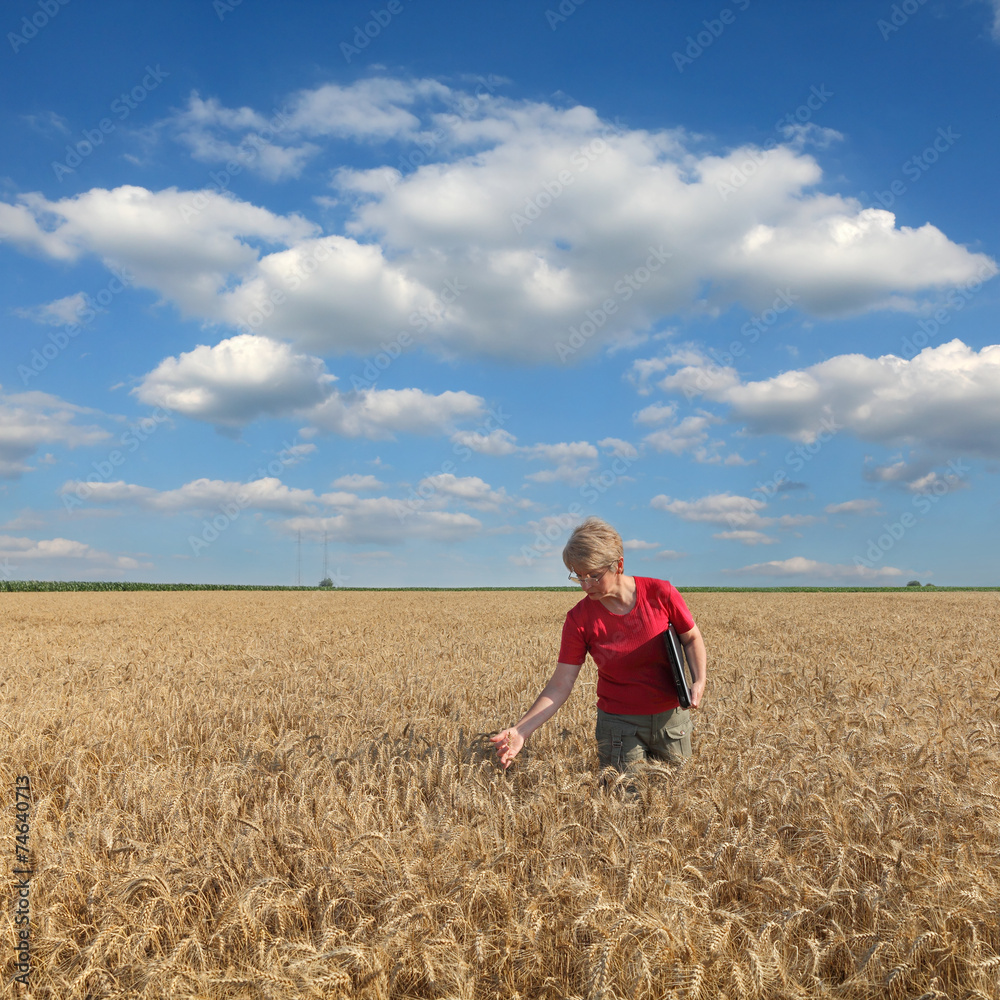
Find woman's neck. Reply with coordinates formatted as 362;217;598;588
601;574;636;613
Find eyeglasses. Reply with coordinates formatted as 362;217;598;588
568;565;613;586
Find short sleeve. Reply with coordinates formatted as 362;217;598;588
662;581;696;634
557;608;588;664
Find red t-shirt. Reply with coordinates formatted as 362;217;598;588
558;576;696;715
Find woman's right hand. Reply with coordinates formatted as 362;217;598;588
489;728;524;769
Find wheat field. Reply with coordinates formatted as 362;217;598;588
2;589;999;999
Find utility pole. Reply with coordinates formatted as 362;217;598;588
323;530;328;580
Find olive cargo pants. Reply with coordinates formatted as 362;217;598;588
595;706;693;771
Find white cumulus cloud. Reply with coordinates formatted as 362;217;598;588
524;440;598;485
713;530;778;545
0;534;146;571
134;334;333;426
451;428;519;455
305;386;484;439
0;389;109;478
652;491;768;528
332;473;383;490
60;477;321;515
623;538;659;551
643;414;718;456
416;473;521;512
14;292;89;326
825;499;882;514
644;339;1000;462
3;80;993;365
281;504;481;546
134;333;484;437
724;556;902;581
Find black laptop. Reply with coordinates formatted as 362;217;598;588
662;623;693;709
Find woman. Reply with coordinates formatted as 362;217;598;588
491;517;707;772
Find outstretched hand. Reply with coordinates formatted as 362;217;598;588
489;728;524;769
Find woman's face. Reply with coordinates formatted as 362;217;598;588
571;559;620;599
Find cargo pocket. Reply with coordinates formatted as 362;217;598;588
595;715;640;772
654;709;693;763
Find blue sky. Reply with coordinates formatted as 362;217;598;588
1;0;998;586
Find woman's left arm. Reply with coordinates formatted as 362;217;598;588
678;623;707;709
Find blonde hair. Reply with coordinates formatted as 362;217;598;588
562;517;623;571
